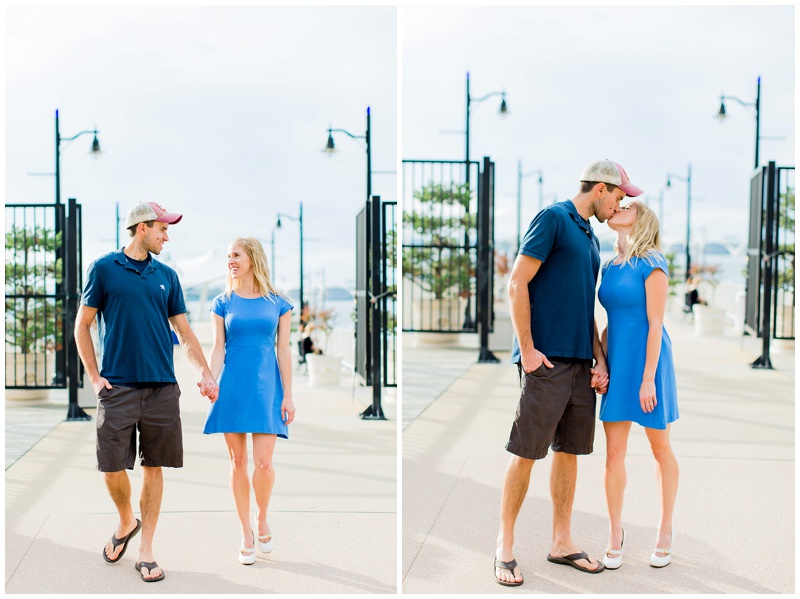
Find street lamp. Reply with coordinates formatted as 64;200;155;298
56;109;101;206
666;164;692;280
466;71;507;188
717;76;760;169
464;72;508;329
324;106;372;203
517;161;543;250
55;109;100;387
276;203;304;325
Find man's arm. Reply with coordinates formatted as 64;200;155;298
169;313;218;400
507;253;553;374
74;304;112;395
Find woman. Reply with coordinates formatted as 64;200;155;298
598;200;679;570
204;237;296;565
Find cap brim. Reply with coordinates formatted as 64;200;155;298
619;183;644;197
156;212;183;224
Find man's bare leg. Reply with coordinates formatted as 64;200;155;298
549;452;601;571
103;471;139;561
137;466;164;581
495;455;534;584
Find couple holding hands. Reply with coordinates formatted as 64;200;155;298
75;202;294;581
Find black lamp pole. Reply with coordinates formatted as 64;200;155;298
325;107;372;203
718;76;761;169
667;164;692;280
517;161;543;250
464;72;507;329
54;109;100;386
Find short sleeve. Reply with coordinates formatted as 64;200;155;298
81;260;104;309
640;253;669;280
519;208;557;263
167;270;187;317
278;295;294;316
209;294;227;318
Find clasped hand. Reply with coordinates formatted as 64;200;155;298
197;374;219;402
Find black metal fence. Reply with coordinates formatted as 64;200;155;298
402;159;480;333
5;199;86;418
355;195;397;420
745;162;795;369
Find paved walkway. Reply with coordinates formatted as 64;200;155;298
402;313;795;593
5;329;397;594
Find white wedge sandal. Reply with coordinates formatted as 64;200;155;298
239;533;256;565
650;531;673;568
603;528;624;570
255;516;273;553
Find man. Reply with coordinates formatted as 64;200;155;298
74;201;219;583
494;160;643;586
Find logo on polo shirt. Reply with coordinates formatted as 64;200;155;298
160;284;165;291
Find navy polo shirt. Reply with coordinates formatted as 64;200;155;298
510;200;601;363
81;249;187;384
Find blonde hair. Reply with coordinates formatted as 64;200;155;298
614;200;662;267
224;237;286;301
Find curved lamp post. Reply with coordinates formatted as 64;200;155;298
717;76;760;169
276;203;304;324
517;161;543;250
324;107;371;203
666;164;692;280
55;109;100;387
464;72;507;329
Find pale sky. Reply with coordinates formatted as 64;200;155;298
5;5;398;292
5;4;796;292
402;5;795;258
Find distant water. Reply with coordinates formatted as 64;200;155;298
186;297;357;329
599;250;748;285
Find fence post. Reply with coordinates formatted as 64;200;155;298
752;161;776;369
478;158;499;363
65;198;91;420
361;195;386;420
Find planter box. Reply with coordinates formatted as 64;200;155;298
306;353;342;387
693;305;726;335
5;352;54;401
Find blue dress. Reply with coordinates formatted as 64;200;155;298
203;292;293;437
598;253;679;429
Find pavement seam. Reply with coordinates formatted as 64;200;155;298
402;358;476;430
6;514;49;585
402;453;470;582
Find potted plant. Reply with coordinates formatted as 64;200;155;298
402;182;476;333
5;225;61;400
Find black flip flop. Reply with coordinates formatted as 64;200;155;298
135;561;165;582
494;557;524;587
102;519;142;564
547;551;605;574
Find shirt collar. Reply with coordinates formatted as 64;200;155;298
566;200;594;237
113;248;158;273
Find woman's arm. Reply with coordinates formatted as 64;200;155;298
640;268;669;413
208;313;226;383
276;310;295;425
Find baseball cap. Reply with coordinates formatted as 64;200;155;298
580;159;644;197
125;202;183;228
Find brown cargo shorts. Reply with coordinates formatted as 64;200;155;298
96;384;183;472
506;360;596;460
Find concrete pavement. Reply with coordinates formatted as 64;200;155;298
5;326;397;594
402;313;795;593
